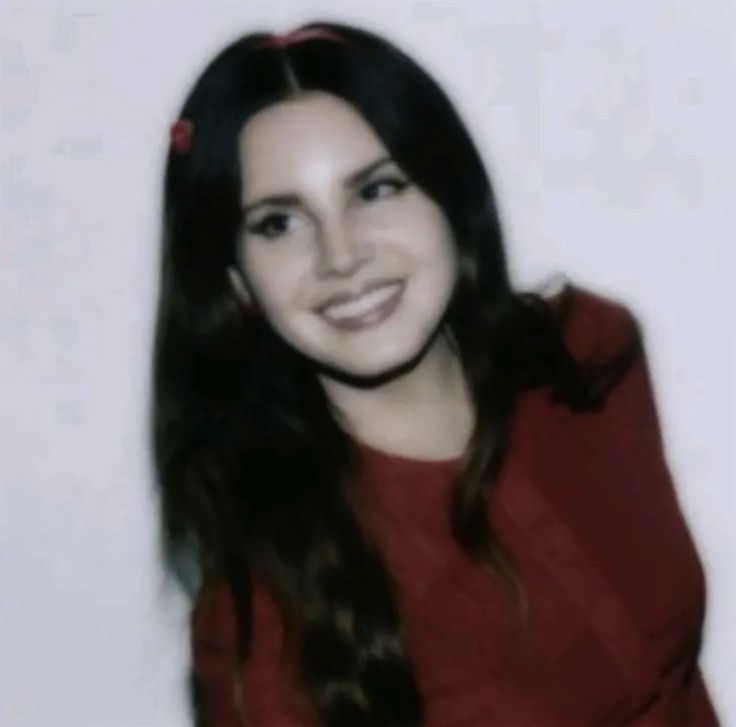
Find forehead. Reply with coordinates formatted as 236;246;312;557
238;92;389;193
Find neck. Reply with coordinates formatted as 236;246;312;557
318;328;475;460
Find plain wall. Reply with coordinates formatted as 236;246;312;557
1;1;734;725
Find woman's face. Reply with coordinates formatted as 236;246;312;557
233;91;459;379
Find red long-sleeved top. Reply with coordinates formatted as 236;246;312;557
191;285;719;725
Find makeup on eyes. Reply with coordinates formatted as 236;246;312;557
241;155;395;217
360;175;409;200
244;174;410;239
246;212;294;239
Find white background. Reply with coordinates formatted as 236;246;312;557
1;1;734;725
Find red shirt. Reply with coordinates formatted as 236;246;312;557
191;287;719;725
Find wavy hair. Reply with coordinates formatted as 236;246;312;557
150;20;637;726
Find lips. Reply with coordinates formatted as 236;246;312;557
318;280;405;331
314;278;403;313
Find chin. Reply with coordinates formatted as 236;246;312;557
305;333;435;385
275;307;446;382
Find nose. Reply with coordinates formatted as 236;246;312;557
313;218;370;278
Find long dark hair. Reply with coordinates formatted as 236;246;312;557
150;20;637;726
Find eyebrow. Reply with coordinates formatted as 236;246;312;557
241;156;395;217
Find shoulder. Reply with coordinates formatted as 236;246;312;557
529;275;666;454
535;274;642;367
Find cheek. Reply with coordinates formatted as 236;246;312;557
244;247;309;311
421;224;459;285
402;199;456;267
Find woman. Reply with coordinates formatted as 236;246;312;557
150;20;718;726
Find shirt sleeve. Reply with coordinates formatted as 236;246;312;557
190;577;314;727
555;284;720;725
190;580;242;727
627;664;720;726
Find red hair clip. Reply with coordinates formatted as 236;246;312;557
169;118;194;154
254;27;349;51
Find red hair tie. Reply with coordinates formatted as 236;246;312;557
169;29;347;154
169;118;193;154
254;27;349;51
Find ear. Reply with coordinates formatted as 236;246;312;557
226;265;252;306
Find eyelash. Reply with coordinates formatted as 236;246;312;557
359;175;409;201
246;176;409;239
247;213;291;239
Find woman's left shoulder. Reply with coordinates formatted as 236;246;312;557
534;273;642;365
530;274;667;457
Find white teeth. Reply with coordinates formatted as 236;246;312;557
322;283;401;320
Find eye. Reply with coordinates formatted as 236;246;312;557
359;176;409;202
246;212;293;240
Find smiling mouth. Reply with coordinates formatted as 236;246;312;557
318;280;405;331
315;278;402;313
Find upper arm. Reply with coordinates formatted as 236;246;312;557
190;578;314;727
190;581;243;727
